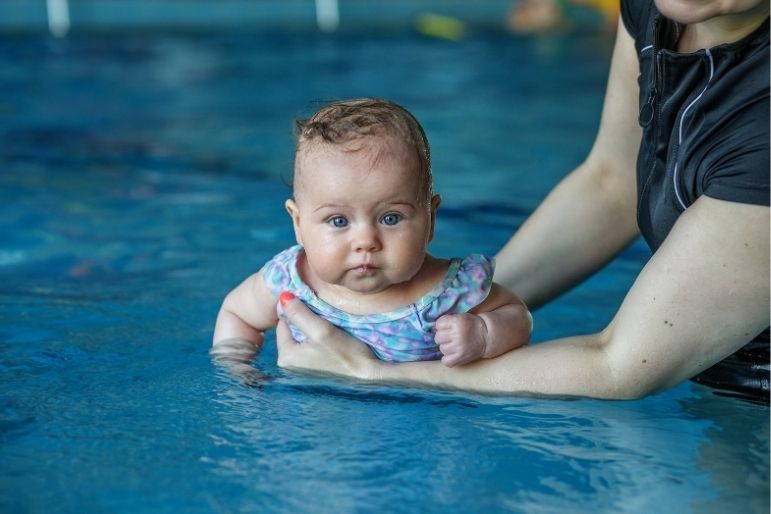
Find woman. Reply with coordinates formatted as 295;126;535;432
274;0;770;403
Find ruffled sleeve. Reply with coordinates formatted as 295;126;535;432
419;254;495;322
260;245;303;299
261;245;315;343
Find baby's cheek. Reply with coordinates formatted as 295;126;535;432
304;248;343;282
312;264;345;285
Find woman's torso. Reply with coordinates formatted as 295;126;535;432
622;0;770;402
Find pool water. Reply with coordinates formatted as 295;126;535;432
1;28;768;513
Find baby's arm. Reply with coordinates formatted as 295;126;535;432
211;269;280;381
434;283;532;367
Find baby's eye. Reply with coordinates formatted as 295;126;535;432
381;214;401;226
328;216;349;228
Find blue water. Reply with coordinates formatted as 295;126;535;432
0;28;768;513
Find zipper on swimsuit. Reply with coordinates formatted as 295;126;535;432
639;46;663;126
636;21;663;223
639;87;656;127
653;34;664;131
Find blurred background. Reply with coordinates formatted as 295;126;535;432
1;0;616;35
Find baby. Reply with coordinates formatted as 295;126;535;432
212;98;531;373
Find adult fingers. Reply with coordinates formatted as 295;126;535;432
276;320;302;370
275;319;294;350
280;293;337;341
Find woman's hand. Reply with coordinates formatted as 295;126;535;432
275;294;378;380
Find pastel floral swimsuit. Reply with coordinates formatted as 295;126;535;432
262;245;494;362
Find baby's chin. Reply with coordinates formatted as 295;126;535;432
339;274;414;296
340;280;395;296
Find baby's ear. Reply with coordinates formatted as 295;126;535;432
285;199;303;246
428;194;442;242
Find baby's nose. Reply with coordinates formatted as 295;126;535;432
353;224;382;252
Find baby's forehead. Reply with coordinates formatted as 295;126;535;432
293;139;425;202
295;137;414;179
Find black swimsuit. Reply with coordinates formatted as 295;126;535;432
621;0;770;403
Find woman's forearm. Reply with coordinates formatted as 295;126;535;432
274;289;634;399
369;332;636;399
494;160;639;309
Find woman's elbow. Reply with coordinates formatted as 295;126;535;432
601;339;679;400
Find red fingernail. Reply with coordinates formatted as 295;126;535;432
279;291;295;306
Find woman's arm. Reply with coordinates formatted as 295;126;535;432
495;18;642;309
276;196;770;399
431;18;641;367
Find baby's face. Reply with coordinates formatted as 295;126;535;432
287;138;437;296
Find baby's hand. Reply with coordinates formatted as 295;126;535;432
210;338;271;387
434;313;489;367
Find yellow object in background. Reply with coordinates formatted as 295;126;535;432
573;0;619;25
415;13;467;41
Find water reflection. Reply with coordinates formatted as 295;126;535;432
209;364;768;513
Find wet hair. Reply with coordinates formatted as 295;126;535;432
294;97;432;201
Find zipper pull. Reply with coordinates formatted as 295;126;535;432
639;87;656;127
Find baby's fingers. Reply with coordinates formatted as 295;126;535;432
435;315;461;338
441;352;462;368
438;340;462;367
434;326;456;345
435;313;461;330
441;348;475;368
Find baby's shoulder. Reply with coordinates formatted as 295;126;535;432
261;245;304;294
